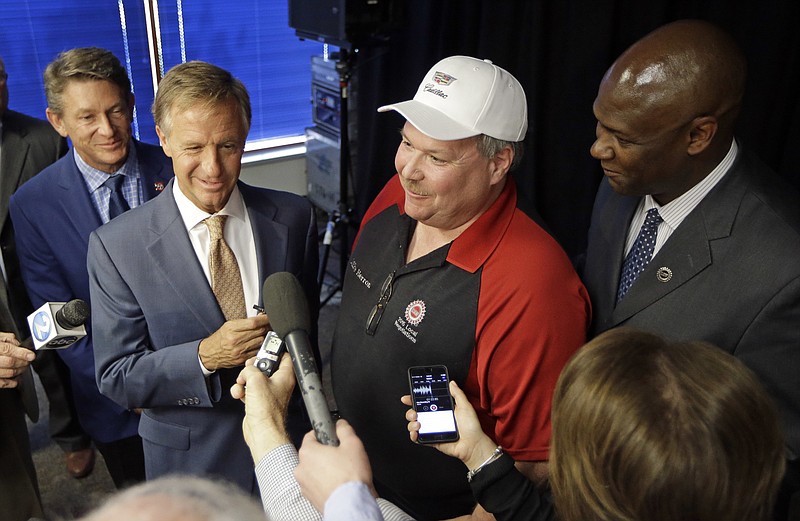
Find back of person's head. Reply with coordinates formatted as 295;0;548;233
550;328;785;521
78;475;267;521
152;60;251;137
44;47;131;115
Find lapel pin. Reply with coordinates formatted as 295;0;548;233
656;266;672;283
154;181;165;192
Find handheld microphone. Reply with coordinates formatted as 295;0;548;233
27;299;89;350
262;272;339;446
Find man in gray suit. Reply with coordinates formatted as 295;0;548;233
580;20;799;519
87;61;318;493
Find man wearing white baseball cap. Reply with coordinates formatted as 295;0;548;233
330;56;590;520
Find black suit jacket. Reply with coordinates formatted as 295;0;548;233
0;109;67;521
0;109;68;341
581;148;800;456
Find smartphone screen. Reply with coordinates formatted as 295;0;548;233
408;365;459;443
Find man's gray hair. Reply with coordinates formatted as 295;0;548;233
477;135;524;171
79;475;268;521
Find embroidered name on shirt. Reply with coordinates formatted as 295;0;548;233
349;259;371;289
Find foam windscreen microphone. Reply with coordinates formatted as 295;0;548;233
262;272;339;446
56;299;90;328
27;299;90;350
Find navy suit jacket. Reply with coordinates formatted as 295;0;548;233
87;178;318;492
581;148;800;456
9;141;174;443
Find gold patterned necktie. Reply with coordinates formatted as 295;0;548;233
204;215;247;320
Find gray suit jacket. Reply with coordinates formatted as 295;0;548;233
87;178;318;492
581;148;800;456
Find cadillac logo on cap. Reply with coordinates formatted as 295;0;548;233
433;71;456;85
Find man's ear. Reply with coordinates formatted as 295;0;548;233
45;108;69;138
127;92;136;118
155;125;172;157
687;116;718;156
489;145;514;185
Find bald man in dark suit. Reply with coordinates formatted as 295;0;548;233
580;21;799;520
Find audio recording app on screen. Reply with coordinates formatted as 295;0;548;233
409;366;457;435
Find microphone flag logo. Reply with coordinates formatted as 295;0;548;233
32;311;53;342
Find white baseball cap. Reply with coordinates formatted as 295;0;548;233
378;55;528;142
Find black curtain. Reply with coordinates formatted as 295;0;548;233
350;0;800;257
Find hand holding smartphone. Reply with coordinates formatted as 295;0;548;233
408;365;459;443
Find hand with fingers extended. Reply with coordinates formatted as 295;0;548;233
199;314;270;371
403;381;499;471
0;331;35;389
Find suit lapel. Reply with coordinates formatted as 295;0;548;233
602;196;637;302
611;215;712;323
240;183;289;301
135;141;172;201
57;150;103;246
146;181;224;332
0;122;28;230
586;185;637;328
610;159;746;326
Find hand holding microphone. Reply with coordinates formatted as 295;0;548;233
232;354;296;462
0;331;35;388
262;271;339;446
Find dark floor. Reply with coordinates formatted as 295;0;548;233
27;275;342;520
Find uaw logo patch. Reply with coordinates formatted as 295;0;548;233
394;299;427;344
433;71;456;85
405;300;426;326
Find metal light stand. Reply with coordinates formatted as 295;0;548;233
318;48;356;306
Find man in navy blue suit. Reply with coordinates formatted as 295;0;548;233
10;47;174;488
87;61;318;493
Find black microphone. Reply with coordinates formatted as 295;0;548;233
262;272;339;446
56;299;90;329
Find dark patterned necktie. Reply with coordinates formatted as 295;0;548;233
616;208;663;303
104;174;130;220
204;215;247;320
